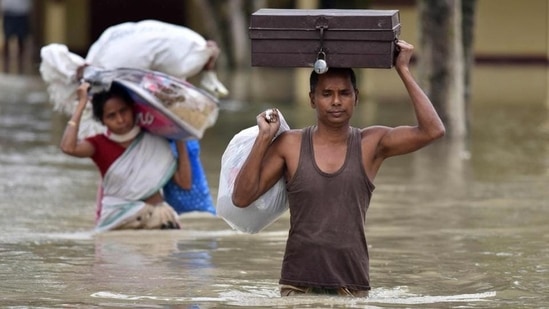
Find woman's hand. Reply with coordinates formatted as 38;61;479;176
173;140;192;190
76;82;90;102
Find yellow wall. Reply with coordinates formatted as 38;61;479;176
372;0;549;58
65;0;89;51
365;0;549;106
43;0;66;44
40;1;549;60
475;0;547;57
36;1;549;106
43;0;88;48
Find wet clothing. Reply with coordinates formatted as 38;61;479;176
89;131;180;232
112;202;180;230
280;284;369;297
86;134;126;177
280;126;375;293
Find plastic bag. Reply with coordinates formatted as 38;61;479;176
163;139;216;215
216;110;290;233
84;66;219;140
39;43;84;113
39;43;107;138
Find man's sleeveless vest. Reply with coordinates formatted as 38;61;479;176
280;126;375;290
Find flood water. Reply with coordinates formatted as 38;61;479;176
1;67;549;308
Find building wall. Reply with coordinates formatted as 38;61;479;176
370;0;549;64
41;0;88;51
474;0;547;62
33;0;549;105
362;0;549;106
40;0;188;56
37;1;549;63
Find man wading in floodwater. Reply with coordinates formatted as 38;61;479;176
232;39;445;297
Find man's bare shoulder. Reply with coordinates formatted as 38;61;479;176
279;128;303;137
360;125;391;138
274;129;303;146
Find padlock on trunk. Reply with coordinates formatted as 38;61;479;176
314;50;328;74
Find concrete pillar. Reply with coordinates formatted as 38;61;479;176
44;0;67;44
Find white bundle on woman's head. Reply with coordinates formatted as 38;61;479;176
39;44;107;138
39;43;85;115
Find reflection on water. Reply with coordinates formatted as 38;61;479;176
1;67;549;308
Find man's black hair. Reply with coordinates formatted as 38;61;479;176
309;67;357;93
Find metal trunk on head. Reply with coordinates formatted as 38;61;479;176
249;8;401;69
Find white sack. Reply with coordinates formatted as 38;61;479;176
39;43;84;113
85;20;212;79
217;111;291;234
39;43;105;138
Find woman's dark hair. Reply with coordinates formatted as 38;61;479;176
309;67;357;93
91;83;135;123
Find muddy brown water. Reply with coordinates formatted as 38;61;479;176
0;68;548;308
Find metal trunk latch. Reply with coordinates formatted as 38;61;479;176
314;19;329;74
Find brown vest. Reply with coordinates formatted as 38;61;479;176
280;126;375;290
